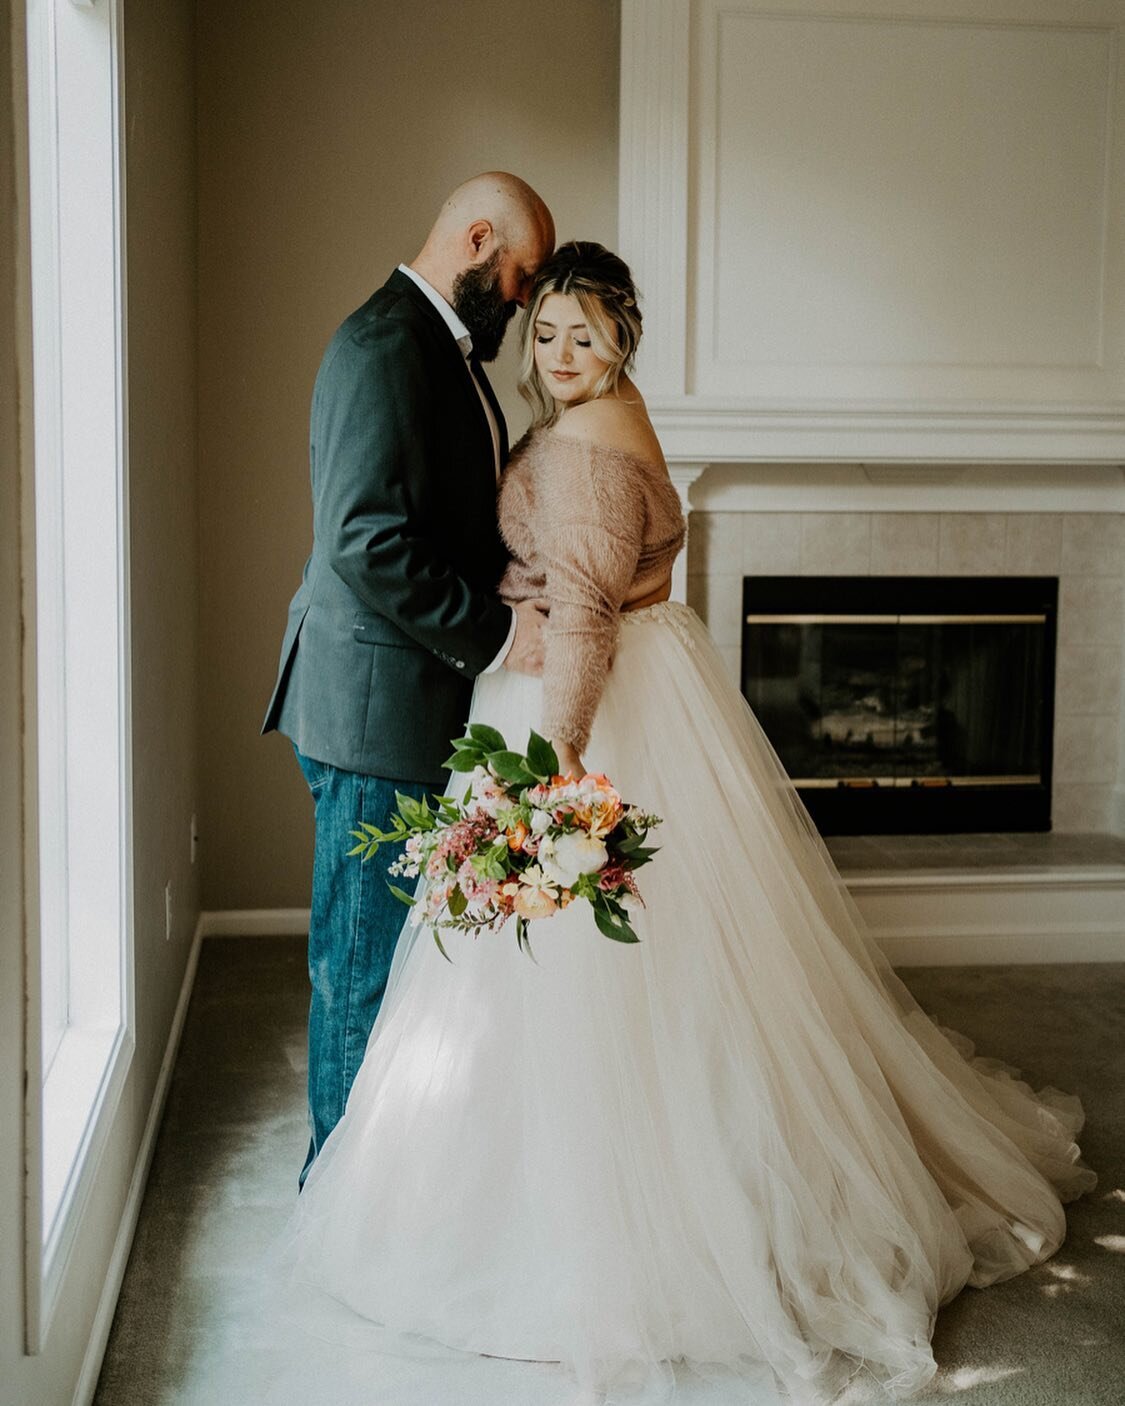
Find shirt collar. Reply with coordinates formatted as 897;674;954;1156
397;263;473;359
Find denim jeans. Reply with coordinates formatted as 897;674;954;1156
293;744;429;1188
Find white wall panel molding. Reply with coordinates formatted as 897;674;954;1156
622;0;1125;461
619;0;691;397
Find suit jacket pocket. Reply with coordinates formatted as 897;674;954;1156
352;611;415;648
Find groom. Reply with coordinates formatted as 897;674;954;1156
263;173;555;1186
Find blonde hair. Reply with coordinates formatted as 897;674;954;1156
518;242;643;428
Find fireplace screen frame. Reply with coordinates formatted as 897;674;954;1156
741;576;1058;835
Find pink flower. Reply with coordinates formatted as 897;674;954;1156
457;860;500;906
426;811;499;877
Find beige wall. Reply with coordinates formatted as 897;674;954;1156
0;2;200;1400
197;0;622;909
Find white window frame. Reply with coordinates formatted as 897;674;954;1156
23;0;133;1352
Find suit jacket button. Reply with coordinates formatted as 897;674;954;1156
455;659;465;669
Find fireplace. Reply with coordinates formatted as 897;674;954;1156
741;576;1058;835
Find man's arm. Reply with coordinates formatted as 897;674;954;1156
315;318;511;677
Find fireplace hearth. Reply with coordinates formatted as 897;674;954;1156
742;576;1057;835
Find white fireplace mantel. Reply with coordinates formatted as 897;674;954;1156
620;0;1125;464
674;460;1125;516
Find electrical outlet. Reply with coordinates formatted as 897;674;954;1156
165;881;173;941
190;813;199;866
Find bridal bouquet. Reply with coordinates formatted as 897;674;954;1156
348;726;662;958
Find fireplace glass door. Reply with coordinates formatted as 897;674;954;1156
741;577;1057;834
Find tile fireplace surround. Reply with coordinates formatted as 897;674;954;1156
684;502;1125;836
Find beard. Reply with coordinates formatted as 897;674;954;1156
450;251;517;363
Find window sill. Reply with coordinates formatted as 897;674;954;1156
38;1023;133;1343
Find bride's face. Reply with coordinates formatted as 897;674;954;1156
533;292;614;407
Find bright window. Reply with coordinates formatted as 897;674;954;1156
25;0;132;1347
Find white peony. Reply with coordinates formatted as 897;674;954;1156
529;808;554;835
538;831;609;889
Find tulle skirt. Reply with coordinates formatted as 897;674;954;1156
281;601;1095;1404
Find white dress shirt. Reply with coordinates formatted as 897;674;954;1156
396;263;515;673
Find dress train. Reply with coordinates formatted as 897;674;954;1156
280;602;1094;1403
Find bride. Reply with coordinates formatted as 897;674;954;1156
281;242;1095;1403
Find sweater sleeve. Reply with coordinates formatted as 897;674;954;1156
539;443;647;753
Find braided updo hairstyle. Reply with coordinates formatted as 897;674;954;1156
517;240;643;428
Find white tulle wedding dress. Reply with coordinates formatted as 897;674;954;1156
279;600;1094;1406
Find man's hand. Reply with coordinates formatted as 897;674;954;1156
504;597;549;676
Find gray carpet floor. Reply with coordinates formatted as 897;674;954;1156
93;939;1125;1406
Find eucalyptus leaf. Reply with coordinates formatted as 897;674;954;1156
387;884;417;907
448;885;468;918
432;928;452;963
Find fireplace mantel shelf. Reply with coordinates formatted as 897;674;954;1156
650;405;1125;471
665;459;1125;516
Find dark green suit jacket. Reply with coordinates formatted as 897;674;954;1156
262;270;513;785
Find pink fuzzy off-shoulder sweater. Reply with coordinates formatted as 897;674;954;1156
497;425;687;752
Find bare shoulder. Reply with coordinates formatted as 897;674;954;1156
551;395;663;464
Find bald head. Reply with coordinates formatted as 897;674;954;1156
410;171;555;311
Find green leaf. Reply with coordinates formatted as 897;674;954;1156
445;750;481;773
395;792;432;830
594;904;640;944
615;833;654;855
447;885;468;918
432;928;452;963
525;729;559;780
468;723;507;753
387;884;417;907
487;750;537;785
572;873;598;901
515;915;537;962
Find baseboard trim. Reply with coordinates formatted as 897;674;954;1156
197;907;310;938
71;922;204;1406
1111;784;1125;841
195;859;1125;965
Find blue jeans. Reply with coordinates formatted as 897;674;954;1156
294;745;428;1188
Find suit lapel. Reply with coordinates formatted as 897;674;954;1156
385;269;502;481
469;356;509;464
